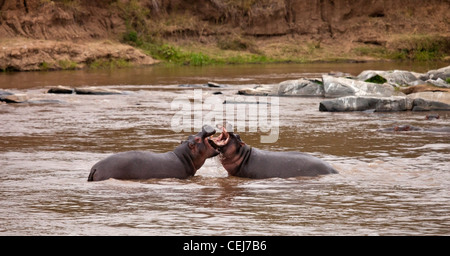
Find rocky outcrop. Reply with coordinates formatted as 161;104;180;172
0;40;158;71
0;0;449;69
426;78;450;88
407;91;450;105
2;0;448;41
238;79;325;97
236;65;450;112
318;66;450;112
411;98;450;111
277;79;324;97
356;70;422;86
239;76;401;98
240;65;450;100
319;96;413;112
406;91;450;111
322;75;399;98
420;66;450;82
319;93;450;112
238;79;324;97
0;0;125;40
356;66;450;88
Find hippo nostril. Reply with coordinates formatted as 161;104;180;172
202;125;216;137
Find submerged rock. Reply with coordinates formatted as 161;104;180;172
47;85;74;94
0;90;14;96
0;93;29;103
74;87;124;95
238;84;278;96
179;84;205;88
179;82;228;88
207;82;227;88
48;85;125;95
0;91;66;104
26;99;67;104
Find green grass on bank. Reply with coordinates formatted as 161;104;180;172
122;30;450;67
122;30;276;66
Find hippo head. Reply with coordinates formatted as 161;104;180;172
183;125;219;169
394;125;411;131
208;123;245;159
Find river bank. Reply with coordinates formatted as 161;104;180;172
1;0;449;71
2;34;449;72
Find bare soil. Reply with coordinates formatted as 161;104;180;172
1;0;449;70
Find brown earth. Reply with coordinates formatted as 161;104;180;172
1;0;450;71
399;84;450;94
0;38;158;71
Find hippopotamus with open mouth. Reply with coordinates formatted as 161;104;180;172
88;125;219;181
208;124;338;179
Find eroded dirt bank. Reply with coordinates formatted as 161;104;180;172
1;0;449;71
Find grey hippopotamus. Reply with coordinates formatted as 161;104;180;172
378;124;450;133
209;125;338;179
88;125;219;181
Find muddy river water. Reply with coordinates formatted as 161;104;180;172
1;62;449;235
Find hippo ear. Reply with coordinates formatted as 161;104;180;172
235;134;245;146
225;122;234;133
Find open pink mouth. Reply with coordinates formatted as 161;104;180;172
208;127;230;149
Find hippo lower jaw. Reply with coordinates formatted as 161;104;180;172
208;127;230;149
200;125;220;156
205;137;220;156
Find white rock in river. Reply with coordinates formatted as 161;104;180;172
322;75;399;98
277;79;324;97
319;96;413;112
356;70;421;86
